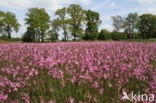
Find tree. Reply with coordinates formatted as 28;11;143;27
111;15;124;32
98;29;110;40
22;28;36;42
51;19;60;35
48;19;60;41
110;32;126;40
84;10;101;40
55;7;69;41
0;11;5;35
0;11;20;39
47;30;58;42
123;12;139;39
138;14;156;39
25;8;50;42
50;18;61;40
67;4;85;41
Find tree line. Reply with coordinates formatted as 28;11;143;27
0;4;156;42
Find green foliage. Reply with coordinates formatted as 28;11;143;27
111;13;156;40
47;30;58;42
138;14;156;39
0;35;8;40
51;19;60;37
67;4;85;41
10;37;21;41
111;15;124;32
0;36;21;42
25;8;50;42
123;12;139;39
22;28;35;42
0;11;20;39
55;7;69;41
0;11;5;34
110;32;127;40
98;29;110;40
84;10;101;40
124;38;156;42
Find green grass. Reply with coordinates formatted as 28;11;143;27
0;40;21;43
124;38;156;42
1;38;156;43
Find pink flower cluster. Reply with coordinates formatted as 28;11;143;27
0;42;156;102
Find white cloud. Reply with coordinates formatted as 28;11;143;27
130;0;156;14
101;16;111;23
78;0;91;5
91;1;117;11
135;0;156;5
110;2;116;8
0;0;92;11
100;24;113;31
137;6;156;14
0;0;31;10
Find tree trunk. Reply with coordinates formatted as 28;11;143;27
7;25;11;39
64;31;67;41
67;34;69;41
63;26;68;41
8;32;11;39
41;34;44;42
73;32;76;41
73;36;76;41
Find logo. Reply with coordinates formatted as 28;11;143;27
122;91;155;102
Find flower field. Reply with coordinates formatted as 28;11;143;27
0;42;156;103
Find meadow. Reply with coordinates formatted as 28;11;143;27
0;42;156;103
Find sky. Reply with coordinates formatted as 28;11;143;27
0;0;156;38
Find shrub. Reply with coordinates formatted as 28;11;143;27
98;29;111;40
110;32;127;40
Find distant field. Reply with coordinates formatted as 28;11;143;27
0;40;12;43
1;38;156;44
124;38;156;42
0;40;21;43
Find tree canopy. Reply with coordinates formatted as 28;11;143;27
67;4;85;41
0;11;20;39
123;12;139;39
98;29;110;40
138;14;156;39
55;7;69;41
25;8;50;42
111;15;124;32
84;10;101;40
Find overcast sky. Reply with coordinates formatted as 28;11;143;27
0;0;156;38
